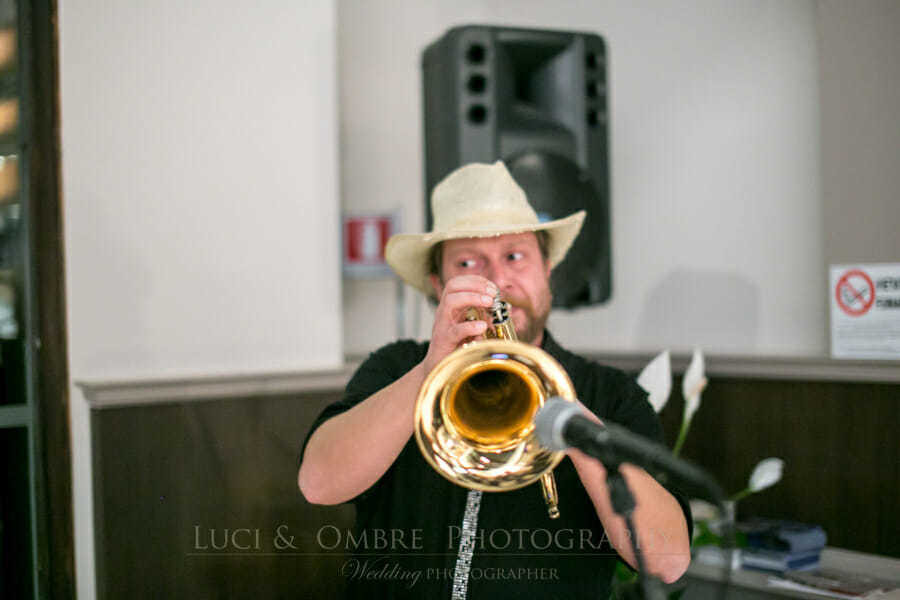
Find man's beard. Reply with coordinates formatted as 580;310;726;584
516;309;547;345
506;291;551;345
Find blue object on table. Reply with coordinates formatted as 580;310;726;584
741;548;821;573
739;518;827;553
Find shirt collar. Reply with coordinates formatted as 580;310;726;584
539;329;560;355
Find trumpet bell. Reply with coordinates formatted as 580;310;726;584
445;357;541;449
415;340;576;493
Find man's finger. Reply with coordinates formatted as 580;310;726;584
450;319;488;341
440;291;495;316
441;275;498;298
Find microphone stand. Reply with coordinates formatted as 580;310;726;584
586;447;735;600
604;460;666;600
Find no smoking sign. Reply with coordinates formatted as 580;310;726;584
830;264;900;359
835;269;875;316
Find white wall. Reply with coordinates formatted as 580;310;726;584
818;0;900;266
59;2;340;597
339;0;825;358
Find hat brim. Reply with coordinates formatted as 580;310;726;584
385;210;586;297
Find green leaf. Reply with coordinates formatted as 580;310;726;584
614;559;638;582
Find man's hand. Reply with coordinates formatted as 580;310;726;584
423;275;498;374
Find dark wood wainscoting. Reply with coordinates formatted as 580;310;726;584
91;373;899;597
657;376;899;558
91;391;353;599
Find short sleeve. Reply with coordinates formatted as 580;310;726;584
297;339;427;478
605;373;662;442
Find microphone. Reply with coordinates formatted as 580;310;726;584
535;397;725;505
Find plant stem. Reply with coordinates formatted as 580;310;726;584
672;418;692;457
729;488;752;503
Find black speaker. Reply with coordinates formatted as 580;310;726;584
422;25;610;308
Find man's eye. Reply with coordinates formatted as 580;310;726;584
458;259;477;268
507;252;524;261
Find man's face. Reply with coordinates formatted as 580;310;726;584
430;232;552;346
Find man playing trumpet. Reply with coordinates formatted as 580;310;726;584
299;161;690;598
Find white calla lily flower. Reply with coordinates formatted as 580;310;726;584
682;348;707;423
672;348;707;456
730;457;785;501
637;350;672;413
749;457;785;492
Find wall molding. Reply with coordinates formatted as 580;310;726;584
78;353;900;410
79;366;357;409
583;352;900;384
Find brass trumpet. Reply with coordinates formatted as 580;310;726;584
413;296;576;519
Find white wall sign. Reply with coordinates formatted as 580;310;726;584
830;263;900;359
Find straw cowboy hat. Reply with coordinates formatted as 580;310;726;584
385;161;585;297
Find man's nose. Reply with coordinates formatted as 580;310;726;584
484;260;512;291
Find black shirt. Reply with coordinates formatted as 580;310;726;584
302;332;688;599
